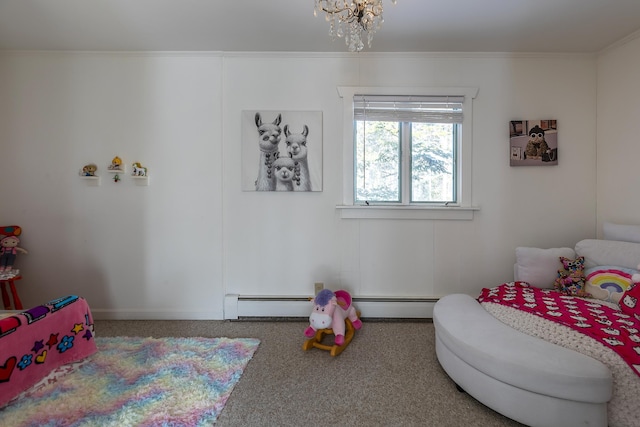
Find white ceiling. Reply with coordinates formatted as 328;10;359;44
1;0;640;53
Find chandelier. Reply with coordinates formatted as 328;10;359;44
314;0;397;52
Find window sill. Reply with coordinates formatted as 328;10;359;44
336;205;479;220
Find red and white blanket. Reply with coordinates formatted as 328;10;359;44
478;282;640;377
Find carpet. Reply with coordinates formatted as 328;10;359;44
0;336;260;427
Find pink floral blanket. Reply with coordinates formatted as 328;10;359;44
0;296;97;408
478;282;640;377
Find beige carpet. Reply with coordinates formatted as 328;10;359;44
94;319;523;427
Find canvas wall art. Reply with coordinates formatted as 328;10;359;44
242;110;323;192
509;120;558;166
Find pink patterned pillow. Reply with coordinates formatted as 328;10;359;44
620;284;640;320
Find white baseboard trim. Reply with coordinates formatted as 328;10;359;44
224;294;439;320
91;309;220;320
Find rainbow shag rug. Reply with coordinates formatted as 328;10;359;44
0;336;260;427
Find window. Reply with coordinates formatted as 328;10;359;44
354;95;462;204
337;87;478;220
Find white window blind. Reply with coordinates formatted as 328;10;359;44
353;95;464;124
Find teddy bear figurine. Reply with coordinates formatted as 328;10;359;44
554;256;589;297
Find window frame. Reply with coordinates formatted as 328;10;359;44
337;86;479;220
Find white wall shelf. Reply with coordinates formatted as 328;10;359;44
131;175;150;186
80;176;100;186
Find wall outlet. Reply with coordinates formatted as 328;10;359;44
314;282;324;294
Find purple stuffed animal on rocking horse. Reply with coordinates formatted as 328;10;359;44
304;289;362;346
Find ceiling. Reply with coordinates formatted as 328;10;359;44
1;0;640;53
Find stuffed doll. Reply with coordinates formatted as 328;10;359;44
0;235;28;272
554;256;589;297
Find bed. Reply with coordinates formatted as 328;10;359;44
434;235;640;427
0;295;97;408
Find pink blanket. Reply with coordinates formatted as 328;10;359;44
0;295;97;408
478;282;640;377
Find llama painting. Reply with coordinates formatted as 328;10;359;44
242;110;322;192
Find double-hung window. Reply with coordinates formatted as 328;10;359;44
354;95;462;204
337;87;479;220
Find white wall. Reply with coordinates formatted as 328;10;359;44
0;51;598;318
0;52;225;318
597;34;640;229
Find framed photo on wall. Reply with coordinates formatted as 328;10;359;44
509;120;558;166
241;110;323;192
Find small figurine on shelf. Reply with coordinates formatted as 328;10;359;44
80;163;98;176
108;156;123;171
132;162;147;177
0;235;27;274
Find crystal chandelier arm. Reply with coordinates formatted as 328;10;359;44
314;0;395;52
316;1;359;24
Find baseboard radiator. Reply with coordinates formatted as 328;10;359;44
224;294;439;320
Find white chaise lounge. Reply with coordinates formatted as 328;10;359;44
434;236;640;427
434;293;611;427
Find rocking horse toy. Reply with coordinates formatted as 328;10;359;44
303;289;362;356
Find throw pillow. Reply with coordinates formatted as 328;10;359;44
554;256;588;296
619;283;640;320
515;247;576;288
603;222;640;244
575;239;640;270
584;265;637;304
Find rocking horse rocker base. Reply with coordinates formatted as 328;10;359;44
303;315;359;357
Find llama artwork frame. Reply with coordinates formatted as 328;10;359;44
509;119;558;166
241;110;323;192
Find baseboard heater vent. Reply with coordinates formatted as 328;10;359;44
224;294;439;320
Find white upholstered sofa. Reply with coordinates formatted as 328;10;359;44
434;230;640;427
